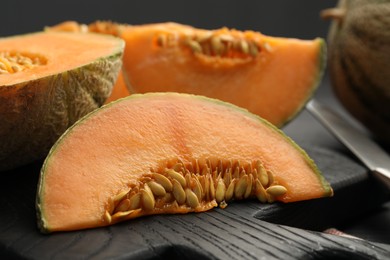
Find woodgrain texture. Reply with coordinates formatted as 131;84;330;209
1;144;389;259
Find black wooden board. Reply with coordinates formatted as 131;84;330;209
1;143;390;259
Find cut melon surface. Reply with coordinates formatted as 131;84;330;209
47;21;326;127
120;22;326;127
36;93;333;233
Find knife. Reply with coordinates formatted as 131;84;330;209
306;99;390;190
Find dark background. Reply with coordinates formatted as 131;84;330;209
1;0;337;40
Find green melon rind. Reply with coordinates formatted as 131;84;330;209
281;38;327;127
36;92;333;233
0;33;124;172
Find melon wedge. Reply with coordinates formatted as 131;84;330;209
48;21;326;127
36;93;333;233
119;22;326;127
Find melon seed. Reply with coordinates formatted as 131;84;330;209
172;162;184;172
185;172;192;188
104;210;112;224
235;174;248;199
152;173;173;192
113;190;129;206
166;169;187;187
255;179;267;203
141;184;155;210
209;174;216;200
239;40;249;54
244;174;253;198
223;168;232;187
115;198;131;212
195;31;213;42
186;188;200;208
112;210;135;219
267;170;275;186
225;178;236;201
203;174;210;200
187;40;202;54
249;42;259;57
266;185;287;197
255;161;267;186
147;181;166;197
219;200;228;209
172;179;186;204
128;193;141;210
192;174;203;200
211;36;224;55
219;34;235;42
215;178;226;203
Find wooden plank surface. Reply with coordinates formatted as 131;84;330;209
1;143;389;259
1;80;390;259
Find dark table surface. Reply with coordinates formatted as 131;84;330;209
1;75;390;259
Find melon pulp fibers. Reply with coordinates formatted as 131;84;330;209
0;31;124;171
36;92;333;233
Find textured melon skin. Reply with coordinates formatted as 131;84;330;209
0;45;123;172
325;0;390;143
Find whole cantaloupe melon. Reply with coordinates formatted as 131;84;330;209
0;32;124;171
322;0;390;144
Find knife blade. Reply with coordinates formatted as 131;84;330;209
306;99;390;189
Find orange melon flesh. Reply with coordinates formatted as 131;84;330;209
36;93;332;233
120;22;325;127
103;71;130;104
44;22;130;104
0;32;123;86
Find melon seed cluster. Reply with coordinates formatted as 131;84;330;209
156;30;272;58
104;158;287;224
0;51;44;74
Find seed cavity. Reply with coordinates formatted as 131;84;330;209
155;29;262;60
0;51;46;74
105;158;287;223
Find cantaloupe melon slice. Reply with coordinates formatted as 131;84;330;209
119;22;326;127
48;21;326;127
36;93;333;233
